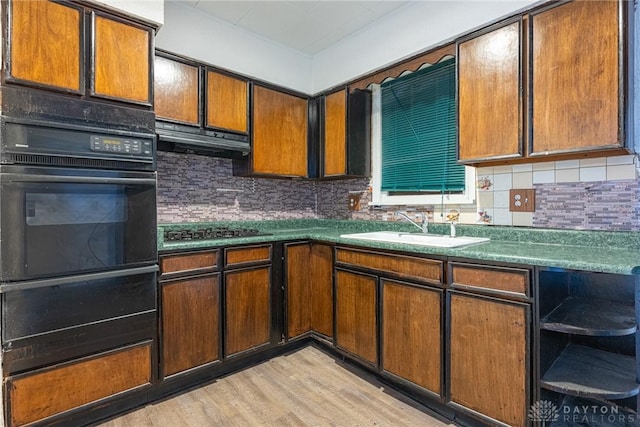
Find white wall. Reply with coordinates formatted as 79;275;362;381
155;1;313;93
311;0;537;92
86;0;164;26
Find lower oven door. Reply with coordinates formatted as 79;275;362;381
0;165;157;281
1;265;158;374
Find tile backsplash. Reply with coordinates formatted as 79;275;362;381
157;151;640;231
474;155;639;228
156;151;317;222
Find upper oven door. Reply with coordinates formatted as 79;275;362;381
0;165;157;281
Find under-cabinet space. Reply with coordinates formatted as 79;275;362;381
538;269;639;413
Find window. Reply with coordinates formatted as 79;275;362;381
371;58;475;206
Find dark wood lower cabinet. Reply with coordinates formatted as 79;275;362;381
224;266;272;356
335;269;377;365
382;280;442;395
310;244;333;337
161;275;220;377
449;292;529;426
286;243;333;339
7;342;152;426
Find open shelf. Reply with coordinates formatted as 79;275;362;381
541;297;637;337
541;344;640;400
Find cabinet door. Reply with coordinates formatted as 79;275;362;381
382;280;441;395
335;270;377;365
323;89;347;176
310;244;333;337
8;343;151;426
93;14;151;104
458;21;522;162
154;56;200;125
8;0;82;93
161;275;220;377
224;266;271;356
252;86;308;177
206;70;248;133
531;0;621;155
286;243;333;339
286;244;312;338
449;292;529;426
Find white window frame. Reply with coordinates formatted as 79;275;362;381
369;83;476;206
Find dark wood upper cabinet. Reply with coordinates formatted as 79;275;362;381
154;55;200;125
458;0;632;164
206;70;249;134
323;89;347;176
530;0;622;155
250;85;308;177
458;20;522;162
314;88;371;178
93;14;152;105
5;0;154;108
7;0;83;93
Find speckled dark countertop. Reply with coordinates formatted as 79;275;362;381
158;220;640;275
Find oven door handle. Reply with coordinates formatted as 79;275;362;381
1;174;156;186
0;265;159;293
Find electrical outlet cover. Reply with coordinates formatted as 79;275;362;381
509;189;535;212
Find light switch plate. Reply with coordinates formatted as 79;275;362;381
509;189;535;212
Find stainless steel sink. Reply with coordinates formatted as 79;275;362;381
339;231;490;248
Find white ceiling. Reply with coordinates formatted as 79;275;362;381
177;1;410;54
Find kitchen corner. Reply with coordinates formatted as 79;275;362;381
1;0;639;426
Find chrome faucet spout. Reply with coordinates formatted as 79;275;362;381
396;212;429;234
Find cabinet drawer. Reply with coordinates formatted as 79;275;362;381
335;248;443;285
160;250;219;275
225;245;271;267
7;342;152;426
449;262;530;299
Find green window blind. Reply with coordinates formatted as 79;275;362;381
381;58;464;192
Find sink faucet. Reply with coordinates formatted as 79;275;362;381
446;209;460;238
396;211;429;234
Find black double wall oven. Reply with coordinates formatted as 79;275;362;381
0;118;158;375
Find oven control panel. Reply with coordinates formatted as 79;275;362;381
91;136;152;156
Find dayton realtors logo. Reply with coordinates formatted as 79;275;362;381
529;400;636;425
528;400;560;425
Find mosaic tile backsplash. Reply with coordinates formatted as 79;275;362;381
157;151;640;231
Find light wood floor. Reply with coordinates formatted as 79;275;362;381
98;346;455;426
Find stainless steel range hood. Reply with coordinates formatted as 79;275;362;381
156;122;250;159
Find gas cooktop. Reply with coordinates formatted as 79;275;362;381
163;226;270;242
